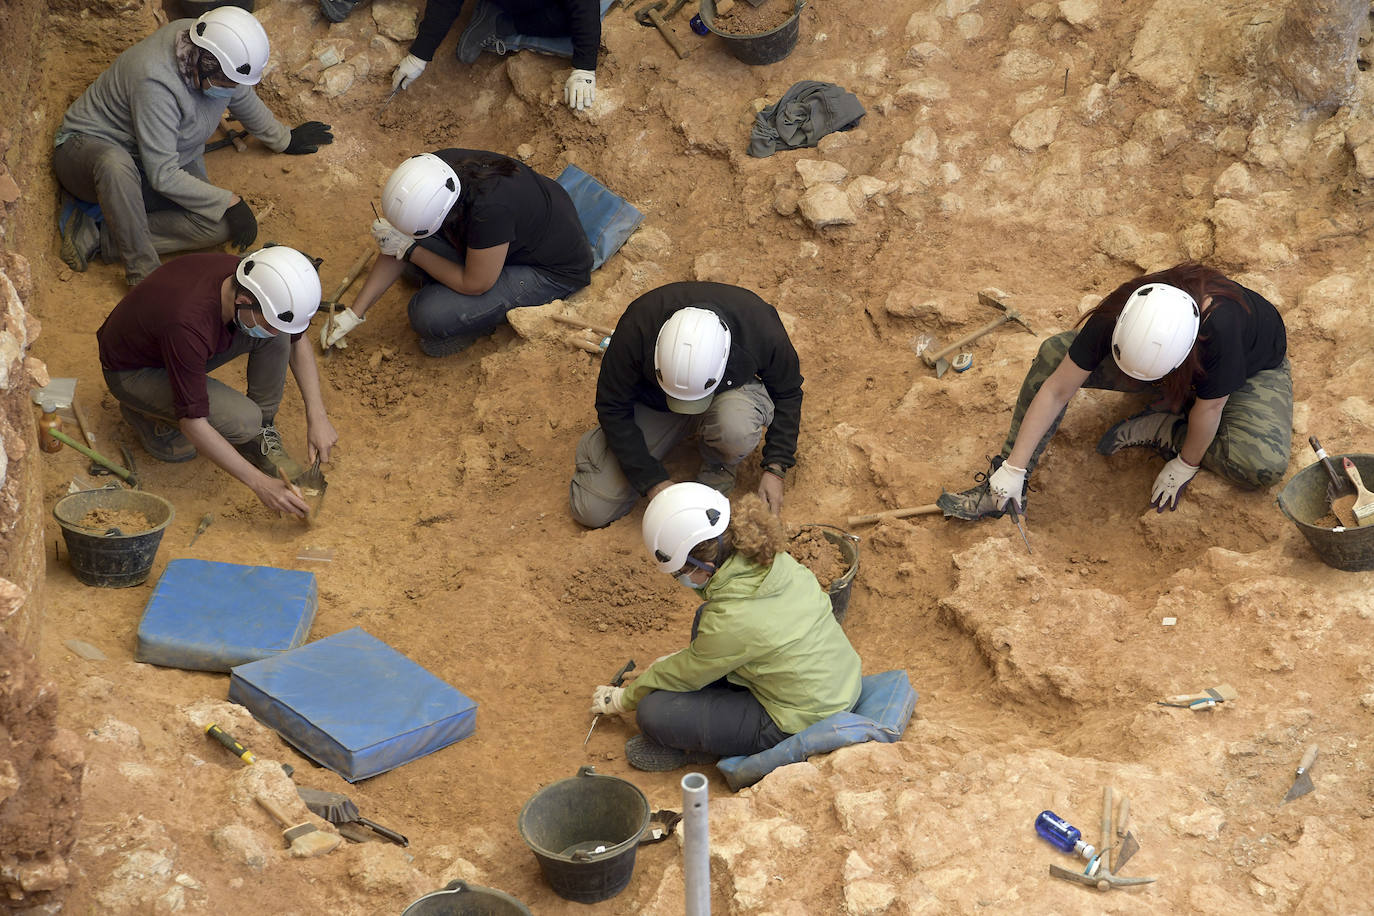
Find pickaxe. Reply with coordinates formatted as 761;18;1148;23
922;292;1035;378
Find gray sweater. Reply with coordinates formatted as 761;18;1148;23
58;20;291;220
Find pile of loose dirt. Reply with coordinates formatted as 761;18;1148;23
789;528;847;590
76;508;150;533
711;0;794;35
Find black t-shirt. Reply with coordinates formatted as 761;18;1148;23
1069;286;1286;399
434;148;592;288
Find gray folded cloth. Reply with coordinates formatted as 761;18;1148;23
748;80;866;158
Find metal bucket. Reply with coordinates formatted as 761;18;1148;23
792;524;860;625
1276;453;1374;572
53;488;175;588
700;0;806;65
401;880;531;916
517;766;649;904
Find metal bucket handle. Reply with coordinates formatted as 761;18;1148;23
561;766;658;860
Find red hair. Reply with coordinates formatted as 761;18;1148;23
1077;263;1247;407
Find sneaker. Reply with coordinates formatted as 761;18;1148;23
937;454;1022;521
696;462;737;496
456;1;515;64
59;196;101;272
419;332;480;357
624;735;717;773
236;425;303;479
120;404;197;463
1096;410;1183;458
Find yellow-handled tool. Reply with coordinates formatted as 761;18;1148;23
205;723;256;764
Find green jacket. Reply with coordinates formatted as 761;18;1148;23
622;551;862;735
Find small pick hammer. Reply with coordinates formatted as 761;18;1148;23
584;658;636;745
922;291;1036;378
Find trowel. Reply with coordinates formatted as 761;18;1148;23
1282;744;1318;803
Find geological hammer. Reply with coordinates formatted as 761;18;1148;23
922;292;1036;378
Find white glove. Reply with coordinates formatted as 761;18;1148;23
1151;456;1198;512
988;462;1027;512
392;53;428;91
371;218;416;260
590;685;628;717
564;69;596;111
323;307;363;349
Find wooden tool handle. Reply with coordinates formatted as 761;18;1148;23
568;337;606;356
220;117;248;153
1101;786;1113;873
847;504;941;526
551;314;617;337
1342;458;1372;497
1297;743;1319;773
256;795;293;828
1117;796;1130;837
928;315;1012;362
71;398;96;449
648;8;691;58
329;249;374;303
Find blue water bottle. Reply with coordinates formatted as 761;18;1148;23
1035;811;1095;861
689;13;709;35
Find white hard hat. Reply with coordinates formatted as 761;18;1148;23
642;482;731;573
654;307;730;414
236;247;321;335
1111;283;1200;381
189;6;270;86
381;154;461;238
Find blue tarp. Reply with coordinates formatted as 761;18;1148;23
716;670;918;791
229;627;477;782
135;559;316;673
555;164;644;271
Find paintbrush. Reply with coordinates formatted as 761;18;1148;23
1342;458;1374;527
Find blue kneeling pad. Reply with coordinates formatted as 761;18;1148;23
716;670;919;791
229;627;477;782
136;559;317;673
555;164;644;271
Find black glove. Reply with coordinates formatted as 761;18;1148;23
224;199;258;252
284;121;334;155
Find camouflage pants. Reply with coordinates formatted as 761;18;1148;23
1000;331;1293;489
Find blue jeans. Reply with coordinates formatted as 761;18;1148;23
406;235;583;342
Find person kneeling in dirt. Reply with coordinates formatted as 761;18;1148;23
939;262;1291;520
322;150;592;357
569;282;804;529
381;0;608;111
53;6;334;287
97;246;338;519
589;484;862;772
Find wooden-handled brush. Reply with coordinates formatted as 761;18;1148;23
256;795;341;857
1342;458;1374;527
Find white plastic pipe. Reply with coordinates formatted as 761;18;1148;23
682;771;710;916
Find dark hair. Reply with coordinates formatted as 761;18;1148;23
1077;262;1247;407
683;494;789;571
440;152;521;249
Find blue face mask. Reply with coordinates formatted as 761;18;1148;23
675;573;702;590
236;313;274;339
203;84;236;99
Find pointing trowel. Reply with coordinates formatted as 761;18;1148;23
1282;744;1319;804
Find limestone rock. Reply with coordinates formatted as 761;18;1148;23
346;843;429;897
1208;198;1296;268
693;251;736;283
1127;0;1206;97
1058;0;1101;28
905;11;941;41
315;63;358;98
1078;82;1107;124
847;176;888;211
835;789;890;832
798;184;858;228
796;159;849;188
1131;108;1188;155
1268;0;1365;110
1171;806;1226;839
371;0;420;42
1213;162;1258;200
1011;107;1061;151
897;77;950;102
998;48;1055;82
211;824;269;869
1179;222;1214;260
954;13;983;39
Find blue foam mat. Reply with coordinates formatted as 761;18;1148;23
135;559;317;673
555;164;644;271
229;627;477;782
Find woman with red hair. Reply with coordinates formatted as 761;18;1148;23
940;263;1291;518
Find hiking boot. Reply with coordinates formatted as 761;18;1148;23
1096;410;1183;459
236;425;303;479
59;197;101;272
937;454;1022;521
317;0;361;22
624;735;717;773
419;332;480;357
120;404;197;463
696;462;737;496
456;1;514;63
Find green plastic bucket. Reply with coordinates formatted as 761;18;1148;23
53;488;175;588
518;766;650;904
1277;453;1374;572
401;880;531;916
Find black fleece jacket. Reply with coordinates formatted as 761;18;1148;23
595;282;804;495
410;0;601;72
